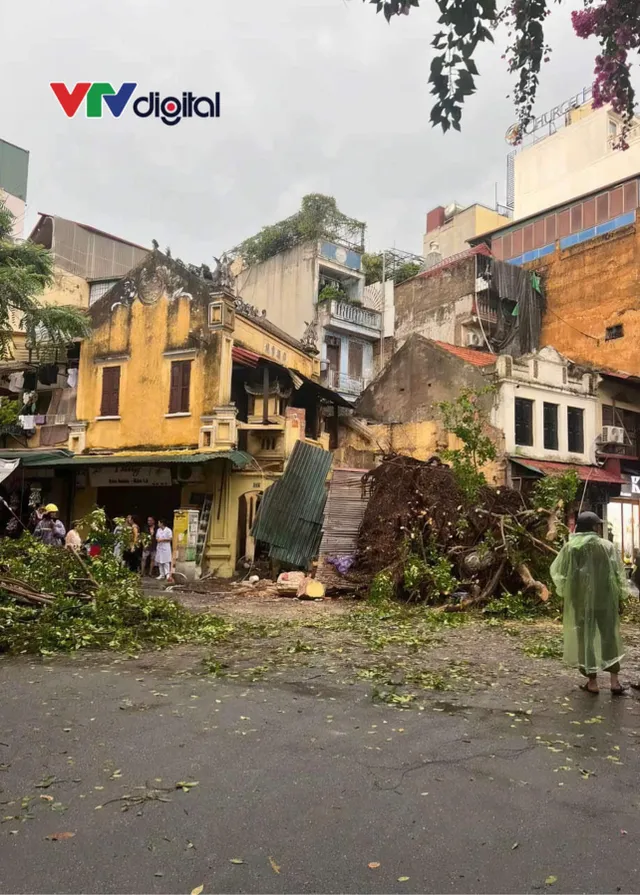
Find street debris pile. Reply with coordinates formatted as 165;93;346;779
355;455;565;611
0;514;232;654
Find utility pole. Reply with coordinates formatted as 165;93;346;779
379;250;386;371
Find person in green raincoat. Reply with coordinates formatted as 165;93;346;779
550;511;627;695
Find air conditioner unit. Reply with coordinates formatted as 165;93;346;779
601;425;625;445
466;332;483;348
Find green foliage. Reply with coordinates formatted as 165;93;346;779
438;387;497;501
402;532;457;602
318;284;348;304
0;523;233;655
238;194;365;266
484;589;539;620
521;634;563;659
0;203;90;359
368;570;394;604
363;1;638;144
0;398;20;426
531;470;580;512
362;252;422;286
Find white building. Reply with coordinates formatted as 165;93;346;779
234;234;382;402
511;94;640;220
493;346;599;469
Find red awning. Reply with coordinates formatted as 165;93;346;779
232;346;260;367
510;458;625;485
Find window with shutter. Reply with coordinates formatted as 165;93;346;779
543;403;559;450
515;398;534;447
567;407;584;454
623;180;638;212
533;219;545;248
570;204;583;233
348;341;364;380
544;214;557;243
100;366;121;417
169;361;191;413
583;198;596;229
609;186;624;217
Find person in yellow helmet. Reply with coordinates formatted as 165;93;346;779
33;503;66;547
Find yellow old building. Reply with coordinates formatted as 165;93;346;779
9;251;347;577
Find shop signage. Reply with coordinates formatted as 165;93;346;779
89;466;172;487
620;474;640;496
505;86;593;142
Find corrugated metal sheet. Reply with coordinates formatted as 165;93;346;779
252;440;333;569
19;450;253;469
52;217;148;279
319;467;370;557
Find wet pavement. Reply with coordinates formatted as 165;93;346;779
1;650;640;894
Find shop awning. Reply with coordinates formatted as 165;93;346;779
510;458;625;485
5;449;254;470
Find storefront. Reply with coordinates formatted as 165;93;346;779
0;448;266;576
608;472;640;564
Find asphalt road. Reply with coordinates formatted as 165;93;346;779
1;650;640;894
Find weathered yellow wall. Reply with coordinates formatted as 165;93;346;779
42;266;90;309
77;293;226;450
336;419;506;486
70;461;274;578
234;315;318;379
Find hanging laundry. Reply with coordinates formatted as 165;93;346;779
23;371;37;390
18;415;36;431
66;367;78;389
38;364;59;386
8;371;24;392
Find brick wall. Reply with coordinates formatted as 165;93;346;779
534;223;640;373
394;257;476;343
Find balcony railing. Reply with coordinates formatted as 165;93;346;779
474;296;500;324
325;370;370;396
329;300;381;331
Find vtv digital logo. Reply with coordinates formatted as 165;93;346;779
50;82;220;126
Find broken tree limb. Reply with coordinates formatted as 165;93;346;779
517;563;550;602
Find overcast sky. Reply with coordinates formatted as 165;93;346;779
1;0;599;261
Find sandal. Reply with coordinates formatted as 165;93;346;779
611;685;629;696
580;682;599;694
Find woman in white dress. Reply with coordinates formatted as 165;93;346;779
155;518;173;580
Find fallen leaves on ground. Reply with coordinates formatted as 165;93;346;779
368;862;381;869
230;858;244;865
268;857;281;874
545;875;558;886
45;832;75;841
176;781;199;792
191;886;204;895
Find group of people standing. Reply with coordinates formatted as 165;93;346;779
116;515;173;580
28;506;173;581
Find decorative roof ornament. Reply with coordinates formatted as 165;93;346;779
301;319;319;354
211;253;235;291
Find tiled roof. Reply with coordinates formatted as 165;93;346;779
511;458;625;485
433;341;496;367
